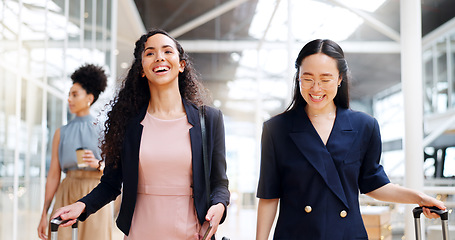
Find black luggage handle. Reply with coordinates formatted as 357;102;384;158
50;217;78;240
50;216;78;230
413;206;448;220
413;206;449;240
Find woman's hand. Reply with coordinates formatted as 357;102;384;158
419;194;446;219
37;212;49;240
50;202;86;228
82;150;101;169
199;203;225;239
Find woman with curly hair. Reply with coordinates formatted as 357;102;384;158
51;29;230;240
38;64;112;240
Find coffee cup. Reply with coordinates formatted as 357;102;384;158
76;147;88;168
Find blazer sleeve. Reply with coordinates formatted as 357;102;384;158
358;118;390;194
208;108;230;223
256;121;281;199
77;159;123;221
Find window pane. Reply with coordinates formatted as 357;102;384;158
436;39;448;113
18;78;45;239
68;0;82;61
85;0;94;45
443;147;455;177
451;33;455;108
423;48;434;114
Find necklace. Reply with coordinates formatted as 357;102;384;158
312;111;335;117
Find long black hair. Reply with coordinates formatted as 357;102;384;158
285;39;350;112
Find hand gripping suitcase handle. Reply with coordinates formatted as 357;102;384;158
413;206;448;220
50;217;78;240
50;216;79;230
413;206;449;240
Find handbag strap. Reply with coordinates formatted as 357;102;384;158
199;106;211;209
199;106;231;240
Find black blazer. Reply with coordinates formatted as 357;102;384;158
257;105;390;239
78;100;230;236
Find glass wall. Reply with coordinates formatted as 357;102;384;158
452;33;455;108
0;0;116;239
423;27;455;115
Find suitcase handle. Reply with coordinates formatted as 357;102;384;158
50;217;79;240
413;206;449;240
412;206;448;220
50;216;78;231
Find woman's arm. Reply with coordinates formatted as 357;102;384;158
208;109;230;215
366;183;446;218
256;122;281;240
256;198;279;240
37;129;62;240
77;156;123;221
204;108;230;239
360;119;446;219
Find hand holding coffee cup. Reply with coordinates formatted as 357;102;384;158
76;148;99;169
76;147;88;168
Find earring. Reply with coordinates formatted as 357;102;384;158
88;102;91;107
338;84;341;88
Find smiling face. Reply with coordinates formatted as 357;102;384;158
299;53;342;113
141;33;185;89
68;83;93;115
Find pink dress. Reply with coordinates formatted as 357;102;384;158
125;112;200;240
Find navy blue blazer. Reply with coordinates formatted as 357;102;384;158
257;105;390;239
78;100;230;236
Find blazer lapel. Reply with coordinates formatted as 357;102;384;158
122;106;148;199
289;106;349;209
327;108;358;164
184;101;204;191
184;100;207;223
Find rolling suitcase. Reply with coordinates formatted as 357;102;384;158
50;217;78;240
413;206;449;240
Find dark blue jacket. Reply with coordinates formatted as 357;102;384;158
78;100;230;236
257;105;390;239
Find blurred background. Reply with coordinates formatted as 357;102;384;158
0;0;454;239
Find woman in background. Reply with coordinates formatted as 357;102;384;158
256;39;446;239
38;64;111;240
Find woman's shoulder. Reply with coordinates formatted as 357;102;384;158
61;115;101;135
182;99;221;117
199;105;224;127
343;108;375;120
59;119;74;133
260;110;297;135
202;105;222;116
341;108;378;129
265;108;296;125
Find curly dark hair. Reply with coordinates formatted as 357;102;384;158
285;39;350;112
101;29;208;168
71;64;108;104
